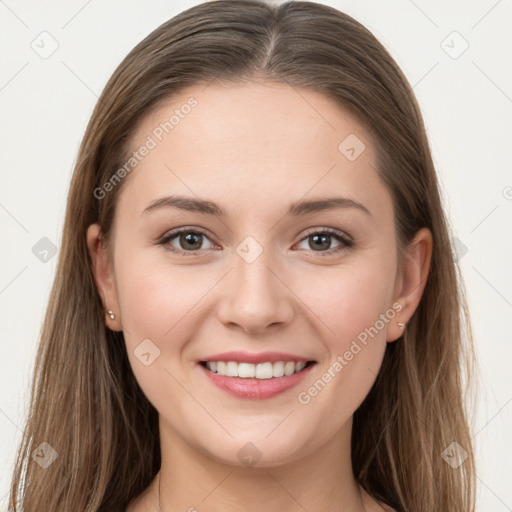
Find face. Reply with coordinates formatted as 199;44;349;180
89;81;420;468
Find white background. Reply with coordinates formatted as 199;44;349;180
1;0;511;510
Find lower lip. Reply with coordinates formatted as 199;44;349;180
199;363;315;399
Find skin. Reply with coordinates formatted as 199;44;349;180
87;81;432;512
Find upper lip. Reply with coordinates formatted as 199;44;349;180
199;351;315;364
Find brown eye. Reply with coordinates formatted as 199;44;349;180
179;232;204;250
160;229;214;254
295;229;353;256
308;233;333;251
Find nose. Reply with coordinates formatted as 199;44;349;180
216;249;295;334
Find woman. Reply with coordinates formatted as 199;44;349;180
8;1;476;511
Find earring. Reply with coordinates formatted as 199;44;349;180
397;322;405;328
106;310;115;320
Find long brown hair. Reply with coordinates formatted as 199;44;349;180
8;1;476;510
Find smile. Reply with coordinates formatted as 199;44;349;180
198;352;317;399
201;360;313;379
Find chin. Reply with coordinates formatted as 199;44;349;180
198;430;311;469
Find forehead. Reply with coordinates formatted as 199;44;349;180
116;81;392;224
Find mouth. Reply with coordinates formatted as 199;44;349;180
199;360;316;379
198;355;317;400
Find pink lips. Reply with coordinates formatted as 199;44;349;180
198;351;316;400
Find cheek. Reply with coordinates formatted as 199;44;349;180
117;261;215;336
114;256;225;375
292;256;396;410
113;259;208;407
293;258;397;348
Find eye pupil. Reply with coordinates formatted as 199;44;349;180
181;232;202;250
309;234;331;251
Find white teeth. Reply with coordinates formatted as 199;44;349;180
238;362;255;378
225;361;238;377
284;361;295;376
255;362;273;379
204;360;311;379
272;361;285;377
295;361;306;373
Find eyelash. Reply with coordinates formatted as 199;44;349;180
157;227;353;257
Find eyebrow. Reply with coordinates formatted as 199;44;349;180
142;195;371;218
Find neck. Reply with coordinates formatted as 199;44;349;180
143;415;368;512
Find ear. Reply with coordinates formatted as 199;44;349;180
387;227;433;342
86;223;122;331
